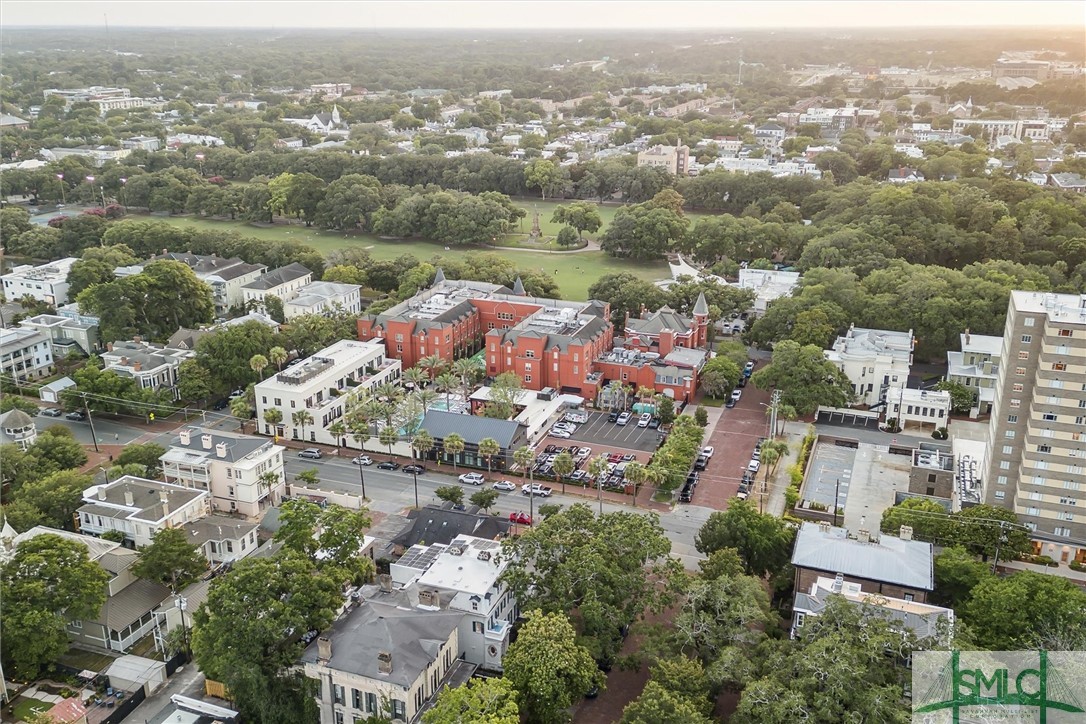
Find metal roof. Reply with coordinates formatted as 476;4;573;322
420;410;520;448
791;523;934;591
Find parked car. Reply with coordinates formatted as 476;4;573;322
730;389;743;403
743;360;755;376
737;376;748;388
564;411;589;424
522;483;553;497
694;455;708;471
298;448;323;459
39;407;63;417
678;482;694;503
702;446;715;459
550;428;572;439
65;410;87;421
569;470;589;483
229;388;245;398
736;488;749;500
213;398;230;411
544;444;558;454
637;412;652;428
648;417;660;429
608;411;620;422
616;411;632;426
575;446;592;460
402;464;426;475
751;448;761;461
376;460;400;470
459;472;485;485
493;480;517;491
747;460;761;473
509;511;532;525
352;455;373;466
725;397;739;409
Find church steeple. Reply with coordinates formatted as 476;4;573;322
512;277;526;296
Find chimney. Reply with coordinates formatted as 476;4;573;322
857;529;870;543
831;573;844;593
378;574;392;593
106;342;114;352
121;357;129;366
964;328;970;345
124;487;134;507
133;335;142;343
97;485;107;501
317;634;332;662
215;442;228;458
817;521;831;534
201;434;213;450
377;651;393;675
133;361;142;372
179;429;191;445
899;525;913;541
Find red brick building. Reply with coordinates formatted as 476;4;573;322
358;274;709;404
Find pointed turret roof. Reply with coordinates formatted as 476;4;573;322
692;291;709;317
512;277;525;295
433;267;446;284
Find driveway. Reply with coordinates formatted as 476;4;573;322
697;373;772;511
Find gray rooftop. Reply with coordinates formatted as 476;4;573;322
79;476;206;524
183;515;259;547
242;262;312;291
419;410;521;449
791;523;934;591
393;503;511;549
625;305;693;337
94;578;172;632
300;600;463;687
165;427;271;464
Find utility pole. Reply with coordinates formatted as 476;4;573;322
991;520;1009;573
832;478;840;527
769;389;781;438
357;457;367;502
82;393;100;453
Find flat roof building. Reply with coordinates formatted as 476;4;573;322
2;257;78;305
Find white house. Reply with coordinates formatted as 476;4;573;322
18;312;99;357
945;332;1002;414
160;428;286;518
888;167;925;184
121;136;161;152
737;268;801;313
77;477;210;548
101;340;194;400
2;257;78;305
283;106;347;135
0;327;54;383
283;281;362;319
241;262;313;312
46;145;131;167
166;133;225;148
0;409;37;450
824;325;915;407
183;515;261;565
884;387;952;430
255;339;400;446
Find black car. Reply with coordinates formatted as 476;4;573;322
686;471;700;487
737;376;748;388
725;398;738;409
213;398;230;411
607;411;620;422
694;455;708;471
376;460;400;470
402;464;426;475
65;410;87;421
678;482;694;503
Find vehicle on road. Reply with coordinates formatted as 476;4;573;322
298;448;323;459
213;398;230;410
550;428;572;438
376;460;400;470
65;410;87;421
730;389;743;403
725;397;738;408
402;464;426;475
40;408;63;417
493;480;517;491
509;511;532;525
678;481;694;503
637;412;652;428
522;483;553;497
459;472;485;485
702;446;715;459
352;455;373;466
694;455;708;471
743;360;755;376
616;411;632;426
737;376;748;388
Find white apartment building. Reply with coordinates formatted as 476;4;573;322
44;86;130;107
77;477;210;548
753;123;786;154
984;291;1086;566
101;340;194;400
2;257;78;305
737;268;800;313
121;135;161;151
0;327;54;383
824;325;915;407
160;428;286;518
884;387;952;430
255;339;400;445
636;144;690;175
116;252;266;315
946;332;1003;414
950;118;1050;141
47;145;132;167
92;96;149;115
283;281;363;319
240;262;313;312
19;312;99;357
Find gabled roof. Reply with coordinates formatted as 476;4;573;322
393;504;511;549
94;578;172;632
242;262;312;290
625;305;693;336
419;410;521;449
791;523;934;591
300;600;463;687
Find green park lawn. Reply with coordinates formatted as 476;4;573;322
151;199;672;301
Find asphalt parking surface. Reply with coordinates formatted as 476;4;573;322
557;411;663;453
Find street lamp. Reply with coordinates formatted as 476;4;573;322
119;177;127;208
195;152;205;176
175;595;190;657
357;457;367;502
411;468;419;509
56;173;66;205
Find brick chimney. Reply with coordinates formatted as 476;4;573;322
377;651;392;674
317;634;332;662
659;329;675;357
133;361;142;372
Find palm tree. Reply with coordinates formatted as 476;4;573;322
588;454;611;515
229;396;251;431
453;357;481;397
249;353;269;380
640;466;666;506
417;353;447;379
262;408;283;436
257;471;280;504
434;372;458;410
378;425;399;456
552;450;574;495
443;433;466;471
776;403;798;436
513;445;534;480
348;412;371;451
268;346;288;371
374;382;403;406
410;388;438;411
411;430;434;461
606;380;624;411
478;437;501;475
637;386;654;410
291;409;314;441
758;440;789;513
623;460;646;509
327;420;348;450
403;366;428;390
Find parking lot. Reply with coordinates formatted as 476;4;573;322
559;411;664;453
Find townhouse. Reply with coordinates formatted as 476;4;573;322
824;325;915;408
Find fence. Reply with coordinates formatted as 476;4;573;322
100;686;146;724
164;650;189;676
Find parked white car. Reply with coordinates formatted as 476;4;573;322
459;472;486;485
352;455;373;466
637;413;652;428
747;460;761;473
493;480;517;491
550;429;572;439
701;446;715;459
564;410;589;424
522;483;553;497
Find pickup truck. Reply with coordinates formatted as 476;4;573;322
522;483;553;497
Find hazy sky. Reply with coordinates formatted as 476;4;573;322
3;0;1083;29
